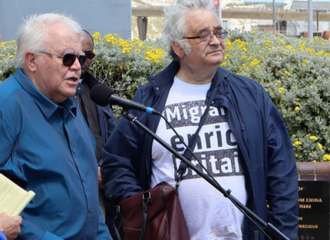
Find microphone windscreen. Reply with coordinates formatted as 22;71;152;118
90;84;115;107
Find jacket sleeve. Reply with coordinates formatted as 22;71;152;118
264;92;298;240
101;91;145;204
97;105;117;167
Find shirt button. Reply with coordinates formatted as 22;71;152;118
89;208;92;212
72;149;75;153
82;178;86;182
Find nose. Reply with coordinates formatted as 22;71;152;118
70;57;83;71
209;33;221;44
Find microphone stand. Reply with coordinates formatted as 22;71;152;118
121;109;289;240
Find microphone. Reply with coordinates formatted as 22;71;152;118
90;84;161;115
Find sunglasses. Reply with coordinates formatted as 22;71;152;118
37;50;87;67
84;50;96;60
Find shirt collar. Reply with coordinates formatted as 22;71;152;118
14;68;77;119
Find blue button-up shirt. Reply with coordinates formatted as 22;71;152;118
0;69;112;240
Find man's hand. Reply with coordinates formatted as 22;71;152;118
0;212;22;240
98;166;103;189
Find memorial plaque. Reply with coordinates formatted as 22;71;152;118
298;181;329;240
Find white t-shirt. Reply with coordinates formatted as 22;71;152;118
151;76;247;240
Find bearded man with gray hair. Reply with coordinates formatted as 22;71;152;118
102;1;298;239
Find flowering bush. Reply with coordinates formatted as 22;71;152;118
0;40;16;81
1;30;330;162
89;33;171;117
90;32;171;98
223;29;330;162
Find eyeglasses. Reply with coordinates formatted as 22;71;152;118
37;50;87;67
84;50;96;60
182;30;228;42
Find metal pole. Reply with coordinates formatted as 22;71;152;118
317;10;319;32
308;0;313;40
219;0;222;25
273;0;275;34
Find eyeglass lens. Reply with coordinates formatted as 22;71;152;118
202;31;226;42
84;51;95;60
63;53;87;67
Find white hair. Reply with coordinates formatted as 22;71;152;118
14;13;84;69
162;0;219;60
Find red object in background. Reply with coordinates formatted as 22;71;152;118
214;0;219;7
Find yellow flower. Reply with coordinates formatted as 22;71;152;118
316;51;325;56
250;59;261;67
283;70;290;76
285;45;293;50
310;136;318;141
318;143;323;150
295;106;299;111
278;87;284;93
132;38;144;47
92;32;102;42
104;34;115;44
93;32;101;38
293;141;302;146
238;44;247;52
264;39;272;49
305;48;316;56
275;80;281;86
122;47;132;53
299;43;305;50
323;154;330;161
225;40;232;50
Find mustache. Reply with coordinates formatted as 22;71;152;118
207;48;223;54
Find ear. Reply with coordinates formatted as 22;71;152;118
171;41;186;59
25;52;38;73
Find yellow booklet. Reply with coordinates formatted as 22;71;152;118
0;173;35;216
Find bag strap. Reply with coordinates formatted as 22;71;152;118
114;205;127;240
140;192;152;240
176;68;230;181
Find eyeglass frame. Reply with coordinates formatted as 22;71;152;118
36;50;87;67
182;30;228;42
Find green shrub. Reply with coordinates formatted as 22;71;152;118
223;29;330;162
1;30;330;162
0;40;16;81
